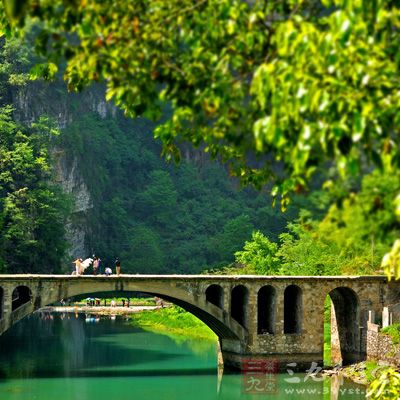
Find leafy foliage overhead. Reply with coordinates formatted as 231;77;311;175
1;0;399;200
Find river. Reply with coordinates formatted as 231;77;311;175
0;312;366;399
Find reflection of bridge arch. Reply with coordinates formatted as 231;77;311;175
0;275;395;370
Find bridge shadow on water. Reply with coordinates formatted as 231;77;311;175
0;367;218;380
0;312;369;400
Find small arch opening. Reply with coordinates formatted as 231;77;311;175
0;287;3;320
205;284;224;309
12;286;32;312
231;285;248;328
258;285;276;334
284;285;302;334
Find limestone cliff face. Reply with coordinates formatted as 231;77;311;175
14;83;116;128
52;149;93;259
12;83;115;259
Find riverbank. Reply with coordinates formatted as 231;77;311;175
323;362;375;386
323;359;400;394
129;306;218;342
44;305;217;342
41;305;161;315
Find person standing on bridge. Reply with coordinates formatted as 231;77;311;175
115;257;121;276
92;256;100;275
72;258;83;275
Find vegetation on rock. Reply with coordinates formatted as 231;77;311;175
0;106;70;273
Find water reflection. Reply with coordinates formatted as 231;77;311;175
0;313;366;400
219;369;366;399
84;314;101;323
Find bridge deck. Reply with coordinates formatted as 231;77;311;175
0;274;389;281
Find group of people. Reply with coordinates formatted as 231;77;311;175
85;298;101;306
83;298;131;307
72;256;121;276
110;299;131;307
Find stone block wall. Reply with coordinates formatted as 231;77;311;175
367;322;400;366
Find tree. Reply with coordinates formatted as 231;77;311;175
208;214;254;266
0;35;29;100
276;170;400;276
277;217;343;276
127;225;165;274
138;170;178;227
0;106;70;273
0;0;398;200
234;231;280;275
382;193;400;280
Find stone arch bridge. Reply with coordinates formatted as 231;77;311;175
0;275;398;370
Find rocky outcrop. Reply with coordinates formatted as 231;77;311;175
51;149;93;259
11;82;115;260
13;83;116;127
53;152;92;213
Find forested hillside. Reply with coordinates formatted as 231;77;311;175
0;37;300;274
229;170;400;276
0;107;70;273
59;110;301;273
1;35;397;277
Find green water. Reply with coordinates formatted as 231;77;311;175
0;312;366;399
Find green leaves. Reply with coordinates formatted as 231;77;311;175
276;170;400;276
0;0;399;198
0;107;70;273
367;367;400;399
381;193;400;281
30;62;58;81
2;0;30;24
235;231;280;275
382;240;400;281
230;169;400;277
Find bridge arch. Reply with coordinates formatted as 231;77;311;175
284;284;302;334
12;285;32;312
328;286;362;365
205;284;224;309
231;285;248;329
258;285;276;334
0;279;247;344
145;291;238;339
